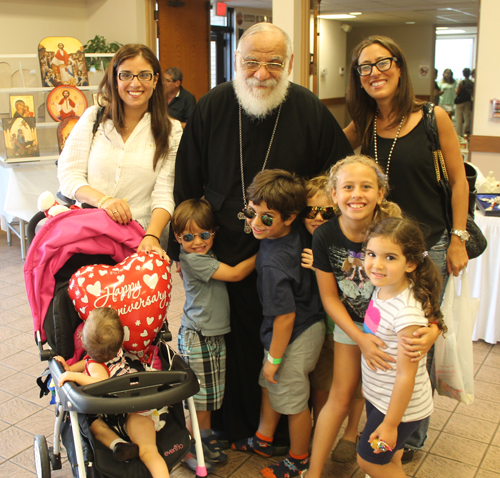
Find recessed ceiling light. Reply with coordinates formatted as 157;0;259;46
436;29;466;34
406;22;415;24
436;27;449;30
318;14;355;19
349;12;362;15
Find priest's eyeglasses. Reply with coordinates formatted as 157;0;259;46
302;206;336;220
180;231;215;242
242;208;274;227
356;57;398;76
241;59;284;72
117;71;154;82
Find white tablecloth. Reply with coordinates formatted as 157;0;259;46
469;212;500;344
0;162;60;227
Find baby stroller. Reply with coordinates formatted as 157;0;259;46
24;208;208;478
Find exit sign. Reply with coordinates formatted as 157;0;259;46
215;2;227;16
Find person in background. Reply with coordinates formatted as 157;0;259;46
433;69;441;106
164;67;196;128
171;22;353;450
438;68;458;119
58;44;182;258
455;68;474;137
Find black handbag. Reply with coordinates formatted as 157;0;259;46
422;103;487;260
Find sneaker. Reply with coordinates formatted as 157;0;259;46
183;445;216;473
401;447;414;464
331;437;357;463
201;435;228;463
260;454;308;478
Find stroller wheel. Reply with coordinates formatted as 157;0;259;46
34;435;51;478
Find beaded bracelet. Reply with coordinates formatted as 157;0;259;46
143;234;160;243
98;195;113;209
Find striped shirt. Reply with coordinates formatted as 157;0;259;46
362;287;433;422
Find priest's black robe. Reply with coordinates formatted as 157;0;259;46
172;81;353;444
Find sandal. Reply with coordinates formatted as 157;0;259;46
202;435;228;463
331;437;357;463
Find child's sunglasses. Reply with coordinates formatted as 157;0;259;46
301;206;336;220
242;208;274;227
180;231;215;242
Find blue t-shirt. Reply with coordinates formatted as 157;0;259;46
312;216;374;324
179;248;230;336
256;221;323;350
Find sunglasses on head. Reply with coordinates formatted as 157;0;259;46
179;231;215;242
242;208;274;227
301;206;336;220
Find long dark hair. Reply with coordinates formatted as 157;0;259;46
98;44;171;170
442;68;455;84
346;35;424;152
365;217;446;332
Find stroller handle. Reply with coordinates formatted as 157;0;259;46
50;354;200;415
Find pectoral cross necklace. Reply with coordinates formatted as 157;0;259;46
237;104;282;233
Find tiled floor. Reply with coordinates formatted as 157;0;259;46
1;229;500;478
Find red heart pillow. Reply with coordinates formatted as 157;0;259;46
69;251;171;362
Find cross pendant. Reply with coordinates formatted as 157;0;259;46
237;211;252;234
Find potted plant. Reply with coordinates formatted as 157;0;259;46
83;35;122;71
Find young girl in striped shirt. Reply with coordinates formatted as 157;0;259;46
358;217;446;478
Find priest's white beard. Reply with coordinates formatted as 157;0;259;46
233;68;289;120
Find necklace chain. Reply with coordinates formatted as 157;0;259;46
238;104;282;233
373;111;405;186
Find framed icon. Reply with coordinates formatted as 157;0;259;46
38;36;89;87
46;85;87;122
10;95;35;119
2;117;40;160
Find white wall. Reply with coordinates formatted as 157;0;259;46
470;0;500;176
317;19;346;100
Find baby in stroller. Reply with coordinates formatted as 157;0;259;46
55;306;171;478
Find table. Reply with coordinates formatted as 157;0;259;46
0;160;59;258
469;211;500;344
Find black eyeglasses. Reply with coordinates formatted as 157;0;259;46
242;208;274;227
180;231;215;242
356;57;398;77
302;206;336;220
117;71;154;82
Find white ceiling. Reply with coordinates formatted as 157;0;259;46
223;0;479;27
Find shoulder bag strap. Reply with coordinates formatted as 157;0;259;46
422;102;449;183
91;106;106;139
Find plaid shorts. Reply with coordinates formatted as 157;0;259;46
177;326;226;411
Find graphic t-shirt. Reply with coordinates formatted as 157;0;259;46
312;216;373;324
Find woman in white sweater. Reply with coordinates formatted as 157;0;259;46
58;44;182;256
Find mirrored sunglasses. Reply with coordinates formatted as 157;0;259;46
301;206;336;220
242;208;274;227
180;231;215;242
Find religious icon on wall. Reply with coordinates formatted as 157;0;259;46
57;116;80;153
46;85;87;122
2;117;40;160
9;95;36;119
38;36;89;88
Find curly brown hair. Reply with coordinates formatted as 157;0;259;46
364;217;446;333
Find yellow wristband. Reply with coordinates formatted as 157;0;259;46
98;195;113;209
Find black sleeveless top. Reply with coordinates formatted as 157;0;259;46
365;118;447;248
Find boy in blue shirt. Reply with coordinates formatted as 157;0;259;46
231;170;325;478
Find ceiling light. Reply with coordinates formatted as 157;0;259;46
406;22;415;24
436;27;449;30
349;12;362;15
436;29;466;34
318;14;355;19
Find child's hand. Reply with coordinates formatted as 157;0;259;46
54;356;70;371
301;248;315;270
359;333;395;372
58;371;75;387
369;422;397;454
263;361;279;384
400;323;440;362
